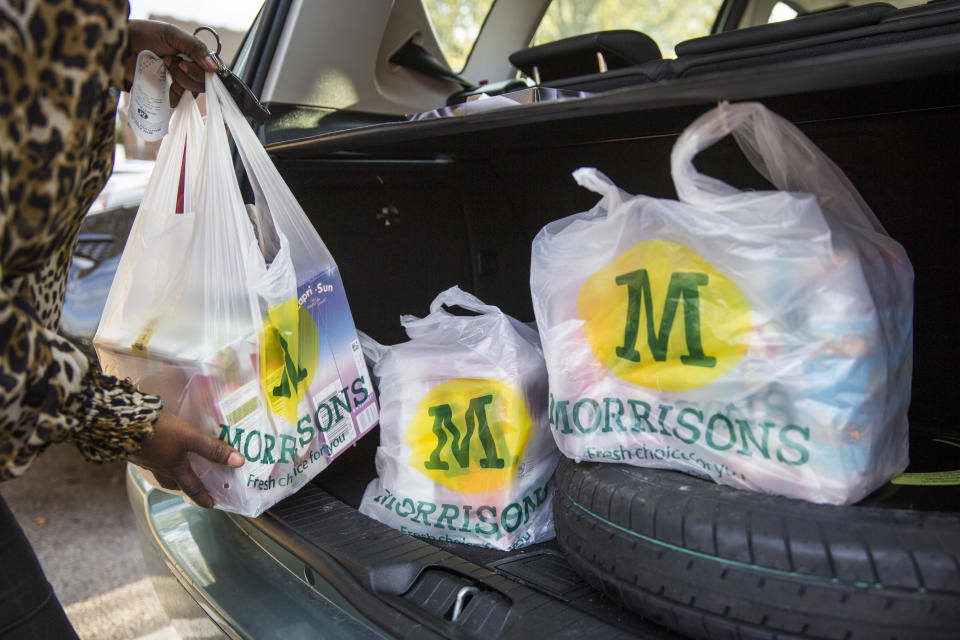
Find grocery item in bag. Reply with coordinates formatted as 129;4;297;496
95;77;378;517
359;287;559;550
530;102;913;505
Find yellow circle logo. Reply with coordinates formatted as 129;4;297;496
577;240;751;391
260;299;320;423
406;379;532;494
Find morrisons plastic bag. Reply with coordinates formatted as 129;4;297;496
530;102;913;505
95;75;379;517
359;287;559;550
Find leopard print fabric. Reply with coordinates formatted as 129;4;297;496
0;0;162;481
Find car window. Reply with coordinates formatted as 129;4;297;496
766;0;928;25
531;0;725;58
769;2;799;23
423;0;497;72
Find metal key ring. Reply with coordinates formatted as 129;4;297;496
193;26;226;72
193;26;222;57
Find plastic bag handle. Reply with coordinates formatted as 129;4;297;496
167;94;201;215
205;73;330;276
357;330;388;365
207;74;271;208
670;102;884;233
572;167;628;214
135;92;203;220
428;286;502;316
96;93;204;342
202;73;297;306
198;72;260;259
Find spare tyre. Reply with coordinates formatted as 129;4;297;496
551;426;960;640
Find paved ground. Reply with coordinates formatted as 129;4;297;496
0;443;178;639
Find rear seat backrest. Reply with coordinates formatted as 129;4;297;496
504;2;960;93
669;0;960;78
674;2;896;57
509;30;661;83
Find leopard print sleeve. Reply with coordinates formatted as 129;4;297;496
0;284;162;479
66;368;163;465
0;0;165;480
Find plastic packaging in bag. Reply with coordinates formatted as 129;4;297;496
95;77;378;517
359;287;559;550
530;102;913;505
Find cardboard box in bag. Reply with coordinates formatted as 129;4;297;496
95;265;379;515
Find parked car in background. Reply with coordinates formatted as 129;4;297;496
63;156;152;358
63;1;960;638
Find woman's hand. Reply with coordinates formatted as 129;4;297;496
125;19;220;105
128;410;245;509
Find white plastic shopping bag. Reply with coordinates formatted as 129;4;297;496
359;287;559;550
106;92;203;334
95;75;379;517
530;102;913;505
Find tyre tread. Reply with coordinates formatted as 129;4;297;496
552;458;960;640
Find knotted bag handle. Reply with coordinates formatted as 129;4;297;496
670;101;885;234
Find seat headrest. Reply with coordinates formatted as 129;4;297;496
510;30;661;82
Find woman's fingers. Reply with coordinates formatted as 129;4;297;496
152;471;180;491
189;431;245;468
169;59;207;94
172;463;214;509
169;81;184;107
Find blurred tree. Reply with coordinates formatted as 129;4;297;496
423;0;494;71
423;0;725;71
534;0;725;57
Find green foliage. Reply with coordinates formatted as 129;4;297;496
422;0;724;71
534;0;724;57
422;0;494;71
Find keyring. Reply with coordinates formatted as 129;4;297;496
193;26;225;71
193;26;222;57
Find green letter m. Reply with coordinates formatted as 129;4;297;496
614;270;716;368
218;424;244;450
423;395;506;471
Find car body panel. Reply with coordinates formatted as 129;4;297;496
127;465;393;640
60;1;958;638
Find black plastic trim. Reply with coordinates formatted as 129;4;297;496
711;0;748;34
261;103;404;145
265;35;960;158
243;0;292;98
679;2;895;56
250;485;678;639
